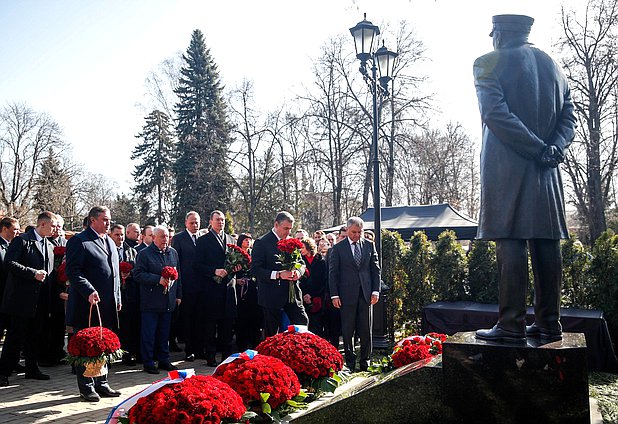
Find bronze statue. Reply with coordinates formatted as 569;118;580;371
473;15;577;343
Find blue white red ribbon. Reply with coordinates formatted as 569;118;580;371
214;349;258;373
105;368;196;423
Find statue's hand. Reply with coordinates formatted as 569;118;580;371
540;145;562;168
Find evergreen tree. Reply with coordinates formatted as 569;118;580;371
174;29;232;227
33;148;75;218
132;110;175;225
467;240;499;304
110;194;139;226
431;230;469;301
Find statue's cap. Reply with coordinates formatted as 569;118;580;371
490;14;534;37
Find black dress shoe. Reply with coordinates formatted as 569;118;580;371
80;391;101;402
476;325;526;343
25;370;50;380
526;323;563;341
96;384;121;397
158;362;178;371
184;354;195;362
206;359;218;367
0;375;9;387
122;355;137;366
143;364;160;374
13;363;26;372
169;343;182;352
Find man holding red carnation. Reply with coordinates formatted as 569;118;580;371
251;211;308;338
133;225;181;374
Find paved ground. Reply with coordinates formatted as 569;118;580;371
0;348;215;423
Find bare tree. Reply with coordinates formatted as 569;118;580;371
0;102;64;219
141;54;183;118
558;0;618;241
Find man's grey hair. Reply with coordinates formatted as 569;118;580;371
346;216;364;229
152;225;169;237
186;211;200;220
275;211;294;224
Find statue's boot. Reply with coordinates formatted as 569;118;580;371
527;239;563;341
476;239;527;344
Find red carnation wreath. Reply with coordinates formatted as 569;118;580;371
256;327;344;394
391;333;447;368
127;375;246;424
213;352;301;414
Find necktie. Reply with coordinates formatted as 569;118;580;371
118;247;123;260
192;234;197;245
42;239;49;272
353;242;361;267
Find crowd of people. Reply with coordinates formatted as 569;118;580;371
0;206;381;401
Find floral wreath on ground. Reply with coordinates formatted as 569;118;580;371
255;326;344;396
125;375;246;424
65;326;124;369
213;350;307;421
369;332;447;373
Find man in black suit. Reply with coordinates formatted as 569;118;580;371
251;211;308;338
125;223;141;249
0;217;20;342
0;212;55;386
39;214;69;366
172;211;204;361
194;210;238;366
110;224;139;365
65;206;122;402
135;225;153;253
473;15;576;343
329;217;380;372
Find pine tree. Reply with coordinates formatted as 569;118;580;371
132;110;175;225
174;29;232;227
33;148;75;219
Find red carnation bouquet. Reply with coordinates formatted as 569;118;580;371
256;326;344;395
66;326;123;377
56;261;68;286
213;351;304;418
119;261;133;288
127;375;246;424
371;333;447;372
214;244;252;284
275;238;304;302
53;245;66;269
161;266;178;294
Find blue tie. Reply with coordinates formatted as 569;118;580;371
353;242;361;267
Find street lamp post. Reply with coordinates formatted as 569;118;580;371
350;14;398;349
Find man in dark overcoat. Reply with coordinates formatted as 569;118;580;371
0;212;54;386
65;206;122;401
474;15;577;343
193;210;237;366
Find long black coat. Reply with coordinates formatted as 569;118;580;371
119;241;138;304
172;230;202;294
65;227;121;330
474;42;577;240
1;230;54;318
133;244;180;313
193;231;237;319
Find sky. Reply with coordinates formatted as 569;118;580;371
0;0;579;194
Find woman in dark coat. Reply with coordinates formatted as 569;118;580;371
234;234;262;351
299;237;327;337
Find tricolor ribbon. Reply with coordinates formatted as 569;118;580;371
105;368;196;423
286;324;310;333
213;349;258;373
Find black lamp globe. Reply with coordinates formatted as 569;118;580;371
349;13;380;63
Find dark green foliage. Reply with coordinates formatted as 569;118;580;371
381;230;409;333
33;148;75;220
561;236;593;308
174;29;232;227
431;230;468;301
588;230;618;346
467;240;499;304
132;110;175;225
401;231;434;333
110;194;139;227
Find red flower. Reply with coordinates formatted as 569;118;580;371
276;238;304;254
128;375;245;424
119;261;133;273
161;266;178;280
391;333;447;367
53;246;66;256
56;262;68;284
213;354;300;410
66;326;122;365
256;331;343;386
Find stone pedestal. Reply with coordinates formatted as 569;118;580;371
443;332;590;424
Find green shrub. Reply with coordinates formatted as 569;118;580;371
467;240;499;304
589;230;618;346
431;230;469;301
561;236;593;308
381;230;409;333
401;231;434;333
